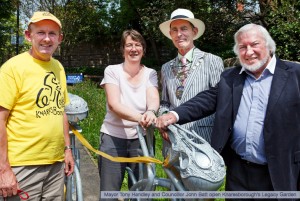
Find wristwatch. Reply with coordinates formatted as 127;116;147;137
64;145;72;151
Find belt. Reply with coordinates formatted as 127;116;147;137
240;158;267;167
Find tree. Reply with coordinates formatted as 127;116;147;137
18;0;112;61
137;0;250;64
4;0;297;67
0;0;17;63
58;1;110;47
262;0;300;61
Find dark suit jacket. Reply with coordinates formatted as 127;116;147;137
173;58;300;190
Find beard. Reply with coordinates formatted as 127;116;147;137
240;55;269;73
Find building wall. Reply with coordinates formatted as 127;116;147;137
54;43;123;68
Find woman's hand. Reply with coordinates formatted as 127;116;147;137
139;110;156;129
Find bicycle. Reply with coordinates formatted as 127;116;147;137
125;126;185;201
65;93;88;201
65;122;84;201
125;124;226;201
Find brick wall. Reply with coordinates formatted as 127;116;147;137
54;43;123;68
54;42;174;70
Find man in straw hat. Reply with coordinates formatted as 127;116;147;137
158;8;224;157
0;11;74;200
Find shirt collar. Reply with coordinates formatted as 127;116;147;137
239;55;277;76
178;47;194;63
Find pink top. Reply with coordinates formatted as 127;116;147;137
100;63;158;139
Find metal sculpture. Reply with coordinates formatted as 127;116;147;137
165;124;226;191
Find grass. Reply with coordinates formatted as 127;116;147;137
67;79;225;200
68;79;105;158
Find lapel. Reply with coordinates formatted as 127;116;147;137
181;48;205;102
232;67;246;122
231;59;290;123
264;59;289;122
166;58;181;84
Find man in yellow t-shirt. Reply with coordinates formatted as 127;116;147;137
0;11;74;200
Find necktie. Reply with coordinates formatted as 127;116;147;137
180;56;188;84
176;57;188;99
181;56;187;67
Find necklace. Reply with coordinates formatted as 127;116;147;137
171;48;196;99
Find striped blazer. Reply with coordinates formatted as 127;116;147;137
159;48;224;143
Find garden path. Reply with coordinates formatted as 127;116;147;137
75;137;100;201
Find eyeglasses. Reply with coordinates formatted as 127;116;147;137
2;189;29;201
125;43;143;49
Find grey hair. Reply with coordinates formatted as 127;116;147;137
233;24;276;56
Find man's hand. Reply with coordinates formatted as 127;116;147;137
0;164;19;198
155;113;177;141
64;150;74;176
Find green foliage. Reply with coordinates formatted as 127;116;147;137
65;66;104;76
55;0;112;60
190;0;242;58
0;1;34;64
266;1;300;61
16;0;113;61
0;0;15;18
67;79;106;158
2;0;300;67
0;1;16;63
136;0;257;62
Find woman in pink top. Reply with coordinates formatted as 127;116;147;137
98;29;159;199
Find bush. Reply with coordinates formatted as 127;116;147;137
67;79;105;157
65;66;105;76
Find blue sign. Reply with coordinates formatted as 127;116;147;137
67;73;83;84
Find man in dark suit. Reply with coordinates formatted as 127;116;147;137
156;23;300;192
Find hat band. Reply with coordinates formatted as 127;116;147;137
171;15;190;20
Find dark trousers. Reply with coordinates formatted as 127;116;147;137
225;151;274;200
98;133;140;201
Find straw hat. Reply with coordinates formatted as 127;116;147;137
159;8;205;40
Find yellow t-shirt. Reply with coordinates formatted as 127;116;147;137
0;52;70;166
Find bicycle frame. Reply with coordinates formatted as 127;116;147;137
65;122;84;201
126;125;185;201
